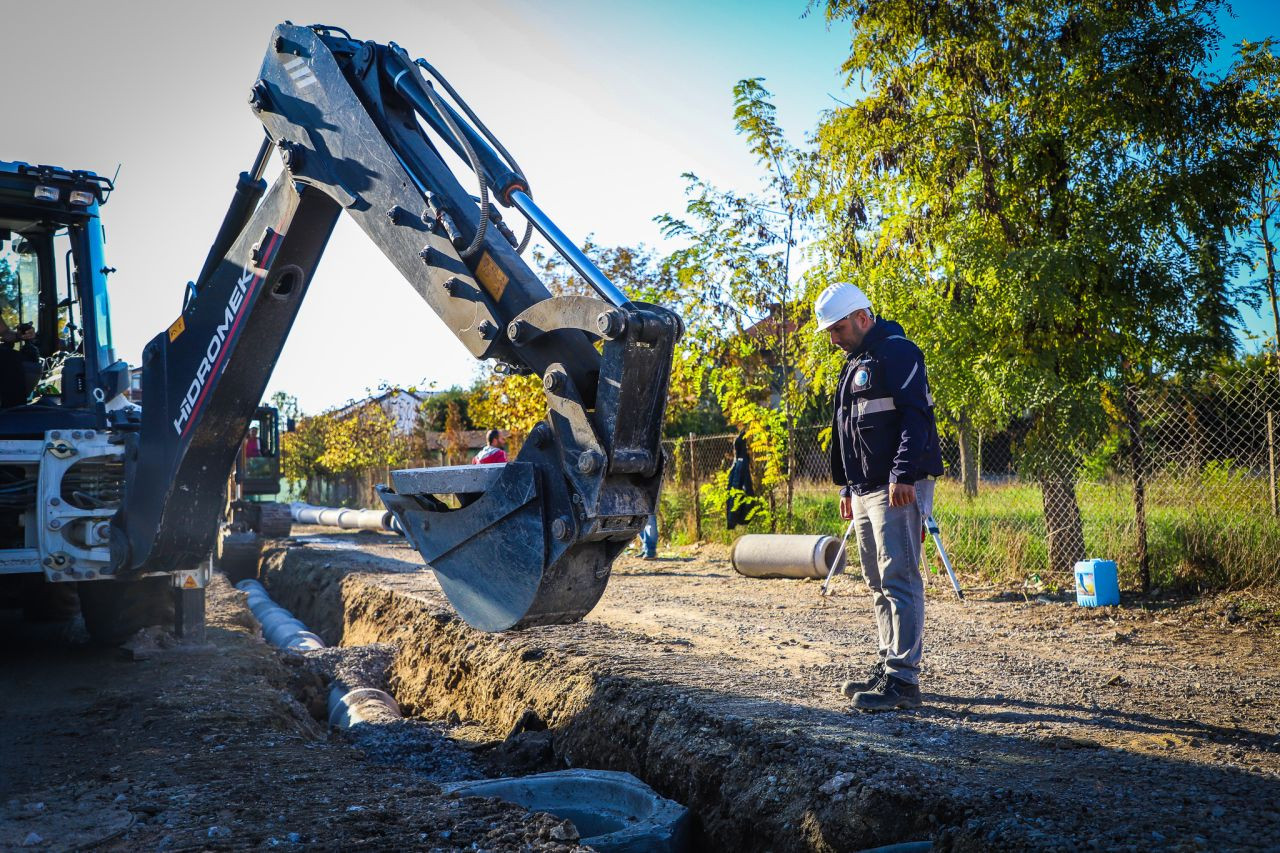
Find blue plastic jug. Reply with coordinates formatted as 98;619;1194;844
1074;559;1120;607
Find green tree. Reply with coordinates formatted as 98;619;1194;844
280;402;411;491
1230;38;1280;371
418;386;472;432
280;411;331;486
813;0;1258;574
269;391;300;425
467;371;546;442
654;79;813;527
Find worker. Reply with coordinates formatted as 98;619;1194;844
472;428;507;465
816;282;943;712
0;320;36;409
245;426;262;457
726;431;755;530
637;513;659;560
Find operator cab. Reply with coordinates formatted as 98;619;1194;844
0;161;131;436
237;406;283;497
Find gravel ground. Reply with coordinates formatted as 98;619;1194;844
5;525;1275;852
262;528;1280;852
0;572;592;852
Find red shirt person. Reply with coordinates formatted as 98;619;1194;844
245;426;262;457
472;429;507;464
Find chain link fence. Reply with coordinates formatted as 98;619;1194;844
660;364;1280;591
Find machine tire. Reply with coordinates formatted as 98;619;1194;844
77;577;175;646
216;529;263;584
17;577;81;623
257;502;294;539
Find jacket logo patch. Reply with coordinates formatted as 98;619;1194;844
853;367;871;389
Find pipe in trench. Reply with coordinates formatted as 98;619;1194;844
234;579;402;728
730;534;847;580
291;503;403;535
237;579;325;651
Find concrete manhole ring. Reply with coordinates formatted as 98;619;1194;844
444;768;690;851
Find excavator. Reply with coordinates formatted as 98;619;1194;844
0;22;678;643
216;405;295;581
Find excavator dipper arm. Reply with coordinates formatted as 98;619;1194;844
110;23;678;631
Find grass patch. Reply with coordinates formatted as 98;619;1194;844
656;477;1280;592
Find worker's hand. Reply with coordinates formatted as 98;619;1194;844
889;482;916;508
839;494;853;520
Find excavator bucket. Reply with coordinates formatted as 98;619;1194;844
379;298;679;632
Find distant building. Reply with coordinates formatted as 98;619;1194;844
332;387;430;435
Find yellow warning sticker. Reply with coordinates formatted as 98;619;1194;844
475;252;508;302
179;571;201;589
168;316;186;342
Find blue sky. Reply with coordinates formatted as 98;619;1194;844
1215;0;1280;348
4;0;854;413
3;1;1275;412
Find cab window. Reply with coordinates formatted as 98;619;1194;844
0;231;41;333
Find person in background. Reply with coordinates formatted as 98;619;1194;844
816;281;944;713
726;431;755;530
245;426;262;457
472;429;507;465
637;513;659;560
0;320;36;409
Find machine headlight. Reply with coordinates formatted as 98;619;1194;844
34;185;60;202
69;190;95;206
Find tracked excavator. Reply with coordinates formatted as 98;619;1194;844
216;405;294;583
0;22;678;642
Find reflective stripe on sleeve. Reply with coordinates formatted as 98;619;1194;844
900;362;919;389
856;393;935;415
857;397;896;416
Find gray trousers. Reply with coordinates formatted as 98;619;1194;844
851;479;935;684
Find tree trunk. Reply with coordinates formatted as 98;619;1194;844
1040;475;1085;576
957;410;979;498
1123;375;1150;592
786;424;795;528
1259;170;1279;382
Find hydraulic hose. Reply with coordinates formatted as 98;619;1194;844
413;58;534;254
387;50;490;259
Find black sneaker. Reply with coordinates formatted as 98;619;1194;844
852;674;922;712
839;661;886;698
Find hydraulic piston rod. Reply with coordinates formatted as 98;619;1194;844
509;190;634;310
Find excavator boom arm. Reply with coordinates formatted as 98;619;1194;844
111;24;677;631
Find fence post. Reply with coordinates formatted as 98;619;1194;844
1269;411;1277;518
688;433;701;540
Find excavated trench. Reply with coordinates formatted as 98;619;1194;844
258;537;964;853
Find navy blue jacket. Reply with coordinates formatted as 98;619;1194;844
830;318;944;496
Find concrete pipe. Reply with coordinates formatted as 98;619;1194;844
236;580;401;727
291;503;402;534
327;685;403;728
730;534;847;580
235;579;326;651
290;504;325;526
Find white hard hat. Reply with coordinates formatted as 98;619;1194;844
814;282;872;331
